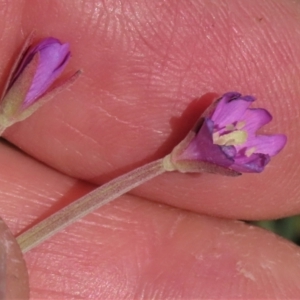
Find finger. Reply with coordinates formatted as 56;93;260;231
0;218;29;299
3;0;300;219
27;202;300;299
1;142;300;299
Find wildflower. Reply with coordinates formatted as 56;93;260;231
17;92;287;253
164;92;287;175
0;36;79;131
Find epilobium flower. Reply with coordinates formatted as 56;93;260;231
0;36;79;133
17;92;287;253
11;37;70;107
164;92;287;175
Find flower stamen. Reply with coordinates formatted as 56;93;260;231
225;124;235;131
213;130;248;146
245;147;256;157
236;121;246;130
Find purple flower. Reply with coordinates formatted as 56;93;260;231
10;37;71;107
0;35;79;130
167;92;287;175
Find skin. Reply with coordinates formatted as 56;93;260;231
0;0;300;298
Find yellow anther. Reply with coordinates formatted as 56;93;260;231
245;147;256;157
213;130;248;146
225;124;235;131
212;132;220;141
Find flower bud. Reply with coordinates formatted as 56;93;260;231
0;36;79;130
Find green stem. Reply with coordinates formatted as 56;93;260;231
17;158;166;253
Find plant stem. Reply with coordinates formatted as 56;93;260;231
17;158;166;253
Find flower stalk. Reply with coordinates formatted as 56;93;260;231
17;159;166;253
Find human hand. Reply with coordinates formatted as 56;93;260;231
1;0;300;298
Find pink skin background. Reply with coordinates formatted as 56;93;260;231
0;0;300;298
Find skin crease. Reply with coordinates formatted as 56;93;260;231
0;0;300;298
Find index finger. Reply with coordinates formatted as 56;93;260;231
3;0;299;220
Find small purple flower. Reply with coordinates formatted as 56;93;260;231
167;92;287;175
10;37;70;107
0;35;79;129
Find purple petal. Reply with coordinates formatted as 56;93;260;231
221;145;237;158
11;38;63;84
21;38;70;106
211;92;255;127
232;153;270;173
242;108;272;134
32;38;62;52
179;118;234;167
245;134;287;156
